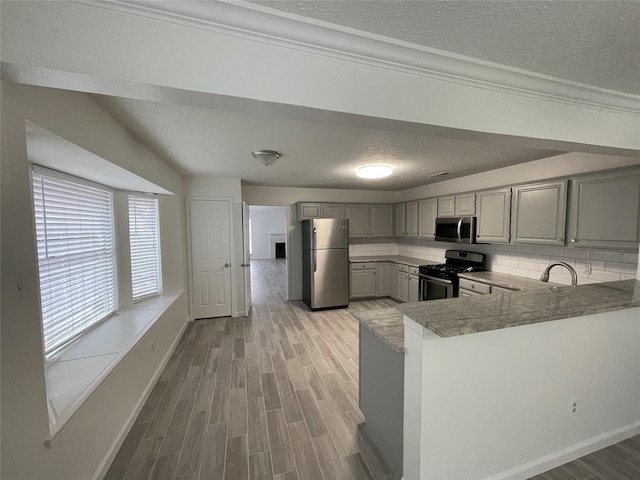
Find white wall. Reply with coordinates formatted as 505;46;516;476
249;205;286;259
0;82;189;480
404;307;640;479
184;176;246;317
3;1;639;156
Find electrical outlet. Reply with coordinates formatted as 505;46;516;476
583;263;592;274
571;401;578;413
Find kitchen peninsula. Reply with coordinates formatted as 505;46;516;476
356;279;640;480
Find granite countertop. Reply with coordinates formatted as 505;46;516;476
349;255;438;267
352;308;405;352
397;279;640;338
458;271;560;291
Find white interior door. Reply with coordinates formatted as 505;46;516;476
242;201;251;316
190;199;232;319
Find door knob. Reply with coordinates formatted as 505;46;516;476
224;263;230;267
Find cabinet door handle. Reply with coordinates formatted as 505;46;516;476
557;237;563;242
570;238;577;243
224;263;230;268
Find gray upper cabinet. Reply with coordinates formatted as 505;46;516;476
511;180;567;246
417;198;437;239
323;204;345;219
455;193;476;216
371;205;394;237
405;201;418;238
297;202;323;221
476;188;511;243
568;171;640;249
438;196;455;217
394;203;406;237
345;204;370;238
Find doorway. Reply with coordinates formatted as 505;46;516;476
248;205;288;302
188;199;232;319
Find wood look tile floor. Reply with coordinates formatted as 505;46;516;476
106;259;395;480
528;435;640;480
106;259;640;480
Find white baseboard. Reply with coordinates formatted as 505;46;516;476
93;314;191;480
484;421;640;480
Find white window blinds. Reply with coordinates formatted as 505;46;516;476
129;195;160;300
32;169;116;355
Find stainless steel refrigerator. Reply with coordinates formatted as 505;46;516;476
302;218;350;310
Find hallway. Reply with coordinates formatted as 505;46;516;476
105;259;394;479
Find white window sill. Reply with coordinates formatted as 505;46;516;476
44;290;184;443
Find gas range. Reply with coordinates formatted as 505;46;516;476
418;250;487;300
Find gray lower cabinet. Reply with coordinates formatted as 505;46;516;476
408;275;420;302
417;198;437;239
408;269;420;303
350;263;376;298
359;324;403;480
459;278;516;297
476;188;511;243
396;266;409;302
511;180;567;246
376;262;393;296
568;171;640;249
405;201;418;238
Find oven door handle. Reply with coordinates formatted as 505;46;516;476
419;274;453;285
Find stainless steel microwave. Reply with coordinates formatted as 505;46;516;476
434;216;477;243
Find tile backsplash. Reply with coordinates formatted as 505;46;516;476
351;239;639;286
349;242;398;257
400;240;639;285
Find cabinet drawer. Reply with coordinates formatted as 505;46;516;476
458;278;491;294
397;263;409;273
460;288;484;297
409;266;419;276
351;262;376;270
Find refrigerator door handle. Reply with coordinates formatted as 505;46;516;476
313;227;317;251
313;249;317;272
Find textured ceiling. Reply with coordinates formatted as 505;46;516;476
252;0;640;95
93;95;558;191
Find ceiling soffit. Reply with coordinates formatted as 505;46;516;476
96;0;640;114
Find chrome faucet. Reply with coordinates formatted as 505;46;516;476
540;262;578;286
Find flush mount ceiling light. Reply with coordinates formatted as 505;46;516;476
356;165;393;179
252;149;281;167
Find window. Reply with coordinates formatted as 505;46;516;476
32;168;116;356
129;195;160;300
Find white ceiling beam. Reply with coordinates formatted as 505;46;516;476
1;0;639;155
